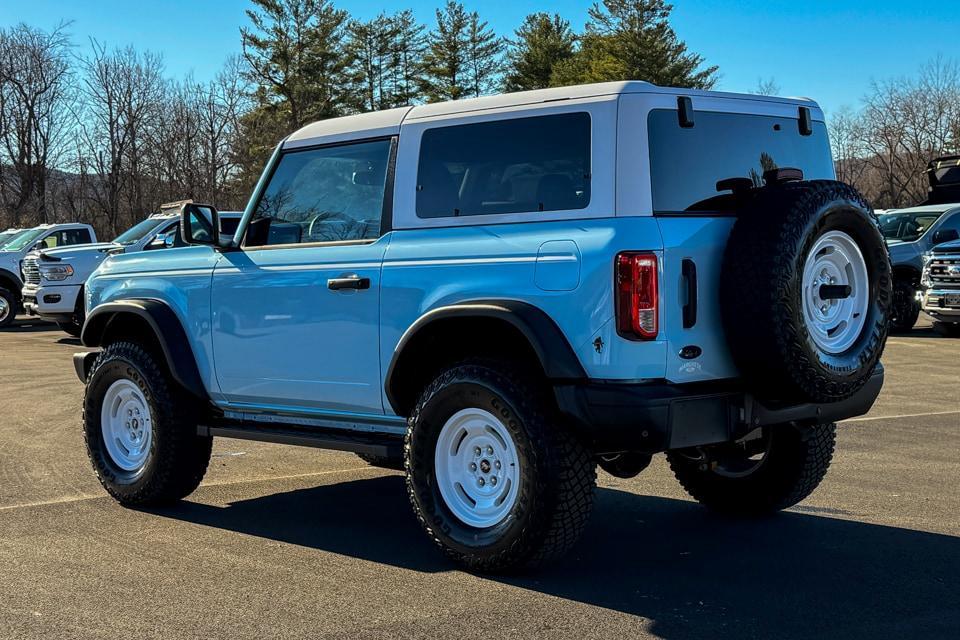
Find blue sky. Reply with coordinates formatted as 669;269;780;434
1;0;956;116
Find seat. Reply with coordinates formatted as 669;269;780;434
536;174;578;212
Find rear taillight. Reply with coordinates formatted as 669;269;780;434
615;252;658;339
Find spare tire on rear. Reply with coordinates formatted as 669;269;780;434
720;179;891;404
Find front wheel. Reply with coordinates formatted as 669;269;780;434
0;287;17;328
667;423;836;515
890;278;920;332
83;340;212;505
57;320;82;337
405;361;596;572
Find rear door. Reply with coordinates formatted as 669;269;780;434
638;99;835;383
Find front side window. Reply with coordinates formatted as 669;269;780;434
879;211;945;242
648;110;834;213
42;228;92;248
113;218;167;245
248;138;392;246
416;112;591;219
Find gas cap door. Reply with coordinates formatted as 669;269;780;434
535;240;581;291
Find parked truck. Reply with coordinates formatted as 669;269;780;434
0;223;97;328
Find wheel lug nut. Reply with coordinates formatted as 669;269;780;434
478;478;485;487
490;476;497;486
474;446;481;456
469;463;477;472
486;446;493;455
495;460;501;469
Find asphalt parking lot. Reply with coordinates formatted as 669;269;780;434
0;318;957;640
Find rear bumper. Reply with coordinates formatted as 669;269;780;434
554;364;885;454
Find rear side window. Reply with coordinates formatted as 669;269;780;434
416;112;591;218
42;228;92;248
647;110;834;213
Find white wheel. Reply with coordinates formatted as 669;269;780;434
0;296;10;323
801;230;870;354
434;407;520;528
100;379;153;472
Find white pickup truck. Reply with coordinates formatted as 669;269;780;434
22;211;240;335
0;223;97;328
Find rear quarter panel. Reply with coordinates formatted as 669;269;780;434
379;217;667;413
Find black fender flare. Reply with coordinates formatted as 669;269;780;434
81;299;206;399
384;300;586;414
0;268;23;297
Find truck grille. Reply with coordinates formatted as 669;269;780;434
22;256;40;285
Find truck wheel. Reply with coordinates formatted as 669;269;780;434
889;278;920;332
666;423;836;514
721;180;891;403
355;452;404;471
57;320;82;337
405;361;596;572
0;287;17;328
933;321;960;337
83;340;212;506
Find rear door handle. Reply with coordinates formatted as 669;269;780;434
327;275;370;291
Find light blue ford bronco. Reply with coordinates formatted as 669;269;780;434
75;82;891;571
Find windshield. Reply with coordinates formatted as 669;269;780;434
0;231;19;245
113;217;168;246
879;211;946;241
1;227;46;252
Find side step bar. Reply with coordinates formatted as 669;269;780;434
197;423;403;458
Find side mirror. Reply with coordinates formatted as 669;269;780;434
933;228;960;245
181;203;220;247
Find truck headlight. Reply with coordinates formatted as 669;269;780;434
40;264;74;281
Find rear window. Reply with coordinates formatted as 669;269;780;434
647;109;834;213
416;112;591;218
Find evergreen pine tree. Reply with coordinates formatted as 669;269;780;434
504;13;576;92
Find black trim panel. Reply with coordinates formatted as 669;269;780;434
384;299;586;414
198;423;402;457
81;299;207;399
555;364;884;454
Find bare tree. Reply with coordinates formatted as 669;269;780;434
0;22;75;228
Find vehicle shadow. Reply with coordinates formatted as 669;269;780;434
157;475;959;639
7;318;58;332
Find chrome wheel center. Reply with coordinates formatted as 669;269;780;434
801;230;869;354
101;379;153;472
434;408;520;528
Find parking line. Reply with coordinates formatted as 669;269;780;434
0;465;379;512
843;410;960;423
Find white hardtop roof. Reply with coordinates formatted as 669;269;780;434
284;81;823;148
882;203;960;214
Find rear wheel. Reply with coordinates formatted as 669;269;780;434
0;287;17;328
83;340;212;505
405;361;595;572
933;321;960;337
890;278;920;332
667;423;836;514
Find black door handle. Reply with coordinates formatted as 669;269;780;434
327;275;370;291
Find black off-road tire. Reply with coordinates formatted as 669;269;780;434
355;452;404;471
667;423;836;515
890;278;920;332
83;340;212;506
0;287;17;328
405;361;596;572
57;320;82;337
933;321;960;337
721;180;891;403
